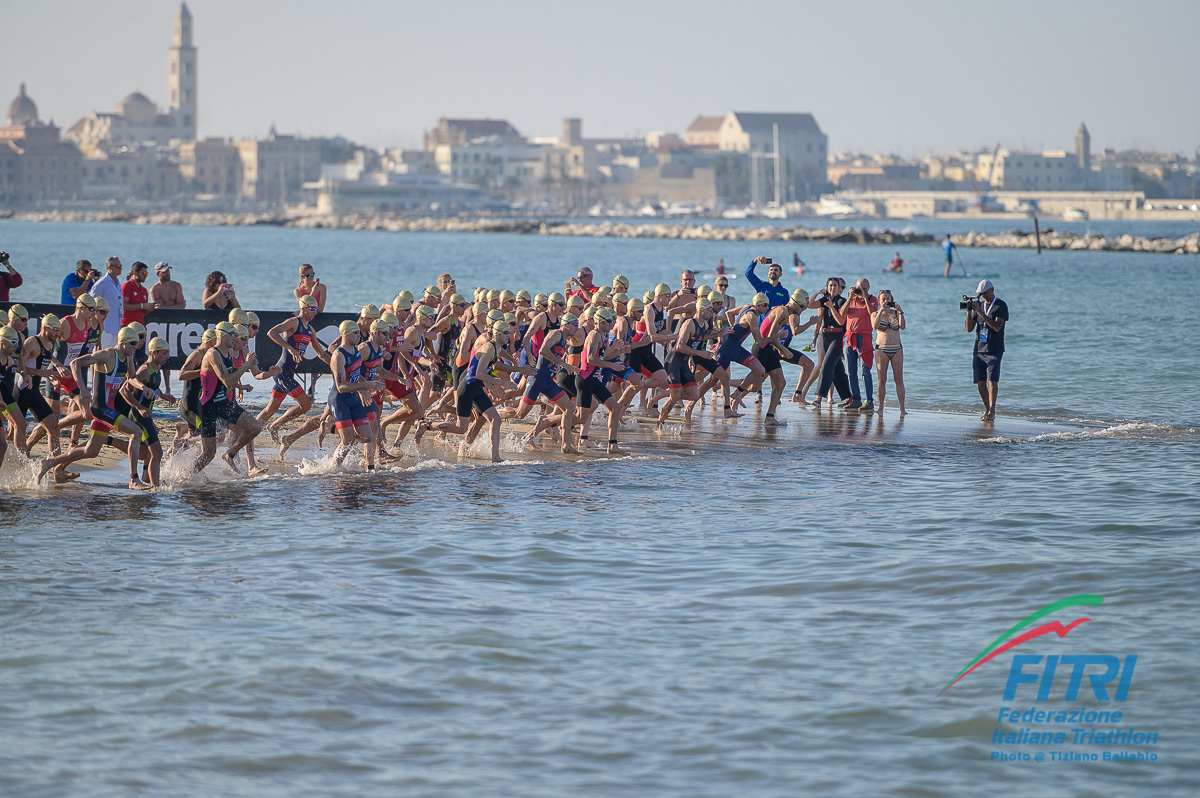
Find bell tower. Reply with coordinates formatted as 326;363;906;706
168;3;197;139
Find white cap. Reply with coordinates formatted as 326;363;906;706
977;279;994;294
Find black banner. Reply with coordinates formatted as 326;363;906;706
0;302;358;373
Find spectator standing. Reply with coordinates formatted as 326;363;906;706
89;256;124;347
293;264;326;312
121;261;156;327
842;278;879;411
0;251;23;301
149;262;186;308
62;259;98;305
202;270;240;310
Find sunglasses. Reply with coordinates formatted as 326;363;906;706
248;324;259;330
455;302;468;308
302;272;315;278
552;302;565;307
97;310;109;315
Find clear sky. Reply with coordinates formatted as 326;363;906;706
7;0;1199;156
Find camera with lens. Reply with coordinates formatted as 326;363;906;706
0;251;8;262
959;294;979;310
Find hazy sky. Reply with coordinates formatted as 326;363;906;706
7;0;1199;156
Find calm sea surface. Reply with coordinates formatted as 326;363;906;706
1;219;1197;797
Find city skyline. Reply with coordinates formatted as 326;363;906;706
7;0;1200;157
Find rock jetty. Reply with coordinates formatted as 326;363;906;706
3;210;1197;254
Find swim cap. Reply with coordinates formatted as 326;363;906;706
593;285;611;298
202;328;218;345
299;295;318;309
752;292;770;306
93;297;109;311
148;336;170;353
486;309;506;325
8;304;28;321
370;319;390;334
561;314;579;327
491;320;509;337
566;295;585;308
548;292;566;304
499;290;515;302
234;324;249;340
449;293;467;305
473;287;485;301
380;312;399;327
596;307;617;323
359;303;380;320
397;290;415;304
0;326;18;344
516;289;532;302
487;289;501;302
709;291;725;306
424;285;442;299
76;294;97;309
642;290;654;304
472;301;489;317
214;321;237;335
126;322;146;335
627;297;644;314
654;283;671;296
611;293;629;305
534;293;548;306
229;308;250;325
117;327;140;345
338;320;359;337
504;312;517;324
790;288;810;307
696;285;712;298
246;311;260;326
696;298;713;310
41;313;61;330
416;304;438;320
613;274;629;290
392;294;414;311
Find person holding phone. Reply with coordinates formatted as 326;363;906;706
202;270;240;310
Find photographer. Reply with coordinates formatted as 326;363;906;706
62;259;97;304
806;277;852;409
744;256;789;308
0;251;22;302
841;278;879;411
964;279;1008;421
203;270;241;311
566;267;599;302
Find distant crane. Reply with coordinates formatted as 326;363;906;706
969;142;1002;212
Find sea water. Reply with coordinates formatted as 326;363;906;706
0;219;1197;797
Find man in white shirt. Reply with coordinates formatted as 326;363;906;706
89;256;124;347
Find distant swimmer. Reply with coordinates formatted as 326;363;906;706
793;252;805;276
716;259;726;276
888;252;906;273
942;235;957;278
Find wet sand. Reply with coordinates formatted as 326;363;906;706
11;403;1081;492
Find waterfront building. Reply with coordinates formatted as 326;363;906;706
975;149;1083;191
683;116;724;150
178;138;242;199
80;147;179;200
0;84;82;205
424;118;523;151
236;128;322;204
67;4;198;148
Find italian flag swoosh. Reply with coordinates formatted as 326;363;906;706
939;594;1104;695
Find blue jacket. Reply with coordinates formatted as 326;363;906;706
744;261;789;308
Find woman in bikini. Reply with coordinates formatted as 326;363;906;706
872;289;906;415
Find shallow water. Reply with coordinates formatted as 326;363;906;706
0;220;1197;797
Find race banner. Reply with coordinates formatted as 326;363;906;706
0;302;358;373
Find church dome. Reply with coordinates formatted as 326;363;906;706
6;83;39;126
121;92;154;106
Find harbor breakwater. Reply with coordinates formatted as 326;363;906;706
4;209;1198;254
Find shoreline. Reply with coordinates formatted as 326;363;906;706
3;209;1198;254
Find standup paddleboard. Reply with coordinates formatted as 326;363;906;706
902;273;999;280
702;274;737;280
